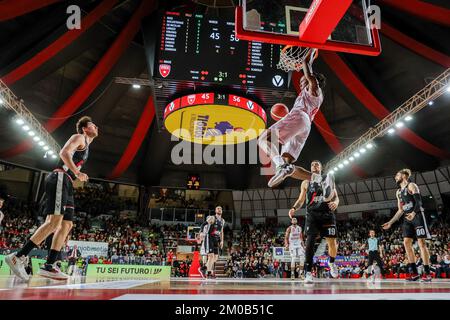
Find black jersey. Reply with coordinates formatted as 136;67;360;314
57;135;89;180
306;178;330;212
211;215;224;240
399;182;421;214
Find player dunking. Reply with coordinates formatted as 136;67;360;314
258;52;326;188
382;169;432;282
6;116;98;281
285;217;305;280
289;160;339;284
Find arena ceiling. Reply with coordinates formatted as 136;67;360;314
0;0;449;190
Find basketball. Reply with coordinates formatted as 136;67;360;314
270;103;289;121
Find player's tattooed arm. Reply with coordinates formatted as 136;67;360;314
382;190;403;229
289;180;308;217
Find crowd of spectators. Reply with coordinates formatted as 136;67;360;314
151;188;226;211
221;215;450;279
74;183;138;216
0;196;449;279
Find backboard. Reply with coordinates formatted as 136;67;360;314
235;0;381;56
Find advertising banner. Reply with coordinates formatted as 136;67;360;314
272;247;292;262
314;255;365;267
0;255;11;275
273;247;365;266
67;240;108;258
86;264;171;281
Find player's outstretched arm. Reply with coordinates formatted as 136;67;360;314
289;180;308;218
302;55;319;97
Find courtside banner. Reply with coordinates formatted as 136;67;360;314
0;255;11;275
86;264;171;280
67;240;109;258
272;247;291;262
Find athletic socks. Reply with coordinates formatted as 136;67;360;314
424;265;430;275
16;240;37;258
46;249;60;265
408;263;418;275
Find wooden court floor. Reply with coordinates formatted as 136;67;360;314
0;276;449;300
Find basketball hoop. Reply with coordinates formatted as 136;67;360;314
277;46;319;73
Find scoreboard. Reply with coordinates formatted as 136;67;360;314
187;174;200;190
154;11;288;89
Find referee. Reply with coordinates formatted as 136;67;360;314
364;230;385;276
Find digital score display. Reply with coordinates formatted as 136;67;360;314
163;92;267;145
187;174;200;190
155;11;288;89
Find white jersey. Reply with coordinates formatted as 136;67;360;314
288;225;302;249
292;87;324;121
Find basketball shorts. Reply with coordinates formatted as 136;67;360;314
44;171;74;221
269;109;311;161
289;246;305;260
402;211;431;239
202;236;219;255
208;237;220;255
305;210;337;238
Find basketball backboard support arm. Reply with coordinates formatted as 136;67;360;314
299;0;353;44
235;4;381;56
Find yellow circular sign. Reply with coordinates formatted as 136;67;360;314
164;93;267;145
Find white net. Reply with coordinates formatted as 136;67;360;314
277;46;315;72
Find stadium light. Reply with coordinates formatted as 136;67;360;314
395;121;404;128
447;86;450;92
338;163;344;169
33;136;41;142
43;145;49;151
344;160;349;165
22;125;30;131
428;101;434;106
354;151;360;158
38;141;45;146
0;97;3;105
15;118;25;125
329;170;335;174
360;148;367;153
366;143;374;149
132;84;141;89
51;154;57;159
333;167;338;171
405;115;413;121
27;131;35;136
349;156;355;161
48;150;54;155
388;128;395;134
